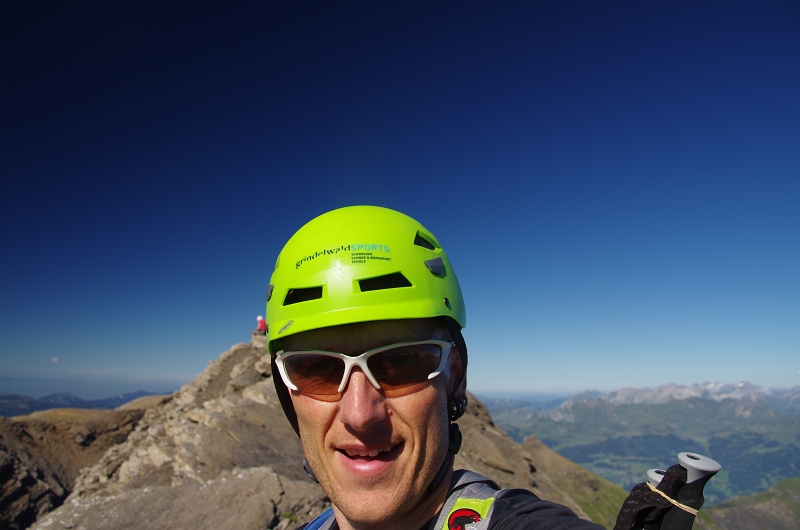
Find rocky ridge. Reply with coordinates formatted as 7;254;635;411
522;436;628;529
30;342;323;530
27;338;621;529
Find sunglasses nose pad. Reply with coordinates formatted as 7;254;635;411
338;359;383;393
337;362;355;393
362;367;383;392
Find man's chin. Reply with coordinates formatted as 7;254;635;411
325;465;407;524
327;466;436;528
332;492;407;528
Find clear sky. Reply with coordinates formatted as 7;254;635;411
2;1;798;398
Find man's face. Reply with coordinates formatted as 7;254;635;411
283;319;458;527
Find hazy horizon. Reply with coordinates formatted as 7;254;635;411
3;372;797;402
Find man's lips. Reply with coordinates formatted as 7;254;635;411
344;446;393;458
337;443;402;462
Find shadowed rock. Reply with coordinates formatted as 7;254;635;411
1;408;143;530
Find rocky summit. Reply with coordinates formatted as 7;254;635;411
14;337;625;530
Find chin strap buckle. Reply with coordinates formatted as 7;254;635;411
449;423;462;455
303;457;319;483
449;395;468;421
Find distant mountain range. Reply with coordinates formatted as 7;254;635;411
0;391;165;417
562;382;800;413
485;381;800;414
481;382;800;506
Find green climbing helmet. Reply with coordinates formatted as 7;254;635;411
266;205;465;349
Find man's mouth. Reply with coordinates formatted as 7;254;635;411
339;444;401;461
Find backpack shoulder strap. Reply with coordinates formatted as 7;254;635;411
303;507;336;530
305;472;500;530
432;470;501;530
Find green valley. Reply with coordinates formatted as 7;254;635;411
697;477;800;530
482;394;800;505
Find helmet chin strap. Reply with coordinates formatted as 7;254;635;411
303;456;319;483
427;423;463;493
427;390;467;493
428;317;468;493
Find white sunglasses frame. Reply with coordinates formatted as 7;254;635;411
275;339;455;394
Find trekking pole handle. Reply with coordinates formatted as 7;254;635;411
677;453;721;484
647;468;666;487
660;453;721;530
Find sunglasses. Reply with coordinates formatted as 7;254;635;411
275;340;454;396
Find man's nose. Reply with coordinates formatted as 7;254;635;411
338;368;387;431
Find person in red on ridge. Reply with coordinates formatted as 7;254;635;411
256;315;267;335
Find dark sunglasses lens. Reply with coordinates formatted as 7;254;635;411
284;354;345;395
367;344;442;390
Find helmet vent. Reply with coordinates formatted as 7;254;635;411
359;272;412;292
283;286;323;305
424;257;445;276
414;232;436;250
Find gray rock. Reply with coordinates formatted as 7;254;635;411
19;340;609;529
29;343;327;530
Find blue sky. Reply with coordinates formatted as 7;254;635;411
2;1;798;398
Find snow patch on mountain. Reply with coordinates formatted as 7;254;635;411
557;382;800;411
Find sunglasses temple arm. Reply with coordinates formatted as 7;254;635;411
275;358;299;391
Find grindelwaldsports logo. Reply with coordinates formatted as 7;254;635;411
295;244;391;269
278;320;294;335
448;508;481;530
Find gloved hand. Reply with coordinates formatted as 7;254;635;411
614;464;696;530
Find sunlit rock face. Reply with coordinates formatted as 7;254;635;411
27;343;328;530
14;340;617;530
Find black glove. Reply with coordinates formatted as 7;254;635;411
614;464;693;530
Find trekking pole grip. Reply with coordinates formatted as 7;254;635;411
660;453;721;530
